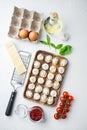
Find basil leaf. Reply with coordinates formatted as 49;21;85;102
40;41;48;45
40;34;72;56
50;43;56;49
59;45;72;56
46;34;50;44
56;44;63;49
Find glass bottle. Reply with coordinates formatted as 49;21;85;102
44;12;69;41
44;12;63;35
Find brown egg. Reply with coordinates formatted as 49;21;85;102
28;31;38;41
18;29;29;39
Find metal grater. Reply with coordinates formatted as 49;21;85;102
5;51;31;116
11;51;31;86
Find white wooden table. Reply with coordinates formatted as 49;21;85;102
0;0;87;130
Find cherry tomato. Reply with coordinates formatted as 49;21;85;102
62;111;67;115
54;113;60;120
61;112;67;119
63;91;69;97
56;107;63;113
60;97;66;102
66;102;72;106
68;95;74;101
59;102;65;108
64;107;70;112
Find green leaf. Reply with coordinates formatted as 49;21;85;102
46;34;50;44
56;44;63;49
59;45;72;56
40;40;49;45
50;43;56;49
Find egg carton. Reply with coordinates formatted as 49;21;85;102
8;6;43;41
24;50;68;106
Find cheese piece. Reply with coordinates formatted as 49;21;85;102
5;42;26;75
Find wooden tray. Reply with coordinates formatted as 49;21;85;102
24;50;68;106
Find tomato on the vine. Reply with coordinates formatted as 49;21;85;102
59;102;65;108
66;102;72;106
63;91;69;97
68;95;74;101
60;97;66;102
61;112;67;119
54;113;60;120
64;107;70;112
56;107;63;113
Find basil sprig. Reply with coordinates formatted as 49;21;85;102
40;34;72;56
59;45;72;56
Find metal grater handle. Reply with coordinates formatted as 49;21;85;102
5;90;17;116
